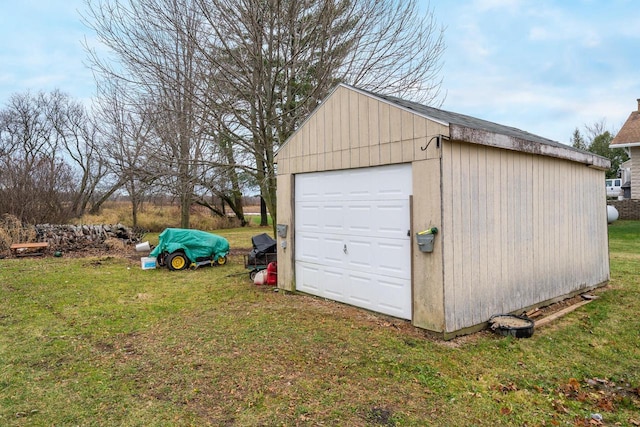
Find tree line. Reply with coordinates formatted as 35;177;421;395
570;120;629;179
11;0;623;231
1;0;446;230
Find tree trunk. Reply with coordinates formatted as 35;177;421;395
180;191;190;229
88;179;125;214
260;195;268;227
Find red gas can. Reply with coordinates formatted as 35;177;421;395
266;262;277;286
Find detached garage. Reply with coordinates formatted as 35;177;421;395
275;84;611;338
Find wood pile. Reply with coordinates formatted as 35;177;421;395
34;223;143;252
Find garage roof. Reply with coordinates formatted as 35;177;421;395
362;87;610;170
276;84;610;171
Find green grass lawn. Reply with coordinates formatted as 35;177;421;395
0;223;638;426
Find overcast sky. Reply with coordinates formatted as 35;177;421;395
430;0;640;143
1;0;638;144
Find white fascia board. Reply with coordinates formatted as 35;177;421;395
611;141;640;148
450;124;611;171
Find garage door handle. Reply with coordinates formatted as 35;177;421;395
343;244;347;254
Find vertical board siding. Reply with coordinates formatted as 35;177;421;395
276;86;444;175
442;141;609;332
276;174;295;291
631;146;640;199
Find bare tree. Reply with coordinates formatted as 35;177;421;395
83;0;445;231
192;0;445;230
0;92;78;223
93;81;159;225
576;120;627;179
44;90;116;217
84;0;217;228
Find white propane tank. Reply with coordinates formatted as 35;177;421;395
607;205;619;224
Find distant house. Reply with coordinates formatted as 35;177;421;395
620;159;632;199
610;99;640;199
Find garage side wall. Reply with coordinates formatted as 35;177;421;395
440;141;610;333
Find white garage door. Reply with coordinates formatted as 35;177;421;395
295;164;412;320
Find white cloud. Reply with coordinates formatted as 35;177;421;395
430;0;640;143
457;22;492;59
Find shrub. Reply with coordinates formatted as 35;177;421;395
0;214;36;253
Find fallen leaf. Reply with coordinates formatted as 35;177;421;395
552;400;568;414
493;382;518;393
596;397;615;412
500;407;512;415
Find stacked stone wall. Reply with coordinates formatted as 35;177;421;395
608;199;640;220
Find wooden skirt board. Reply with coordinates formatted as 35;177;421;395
294;164;413;320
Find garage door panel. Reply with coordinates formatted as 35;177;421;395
378;276;412;318
298;235;321;263
347;273;373;305
298;264;320;293
297;176;322;199
346;170;374;199
295;164;412;320
324;205;344;231
324;269;346;299
346;239;372;269
376;241;411;277
346;205;373;233
375;203;410;235
322;237;346;267
298;204;321;230
324;190;343;200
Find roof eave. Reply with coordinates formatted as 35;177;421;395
611;141;640;148
450;124;611;171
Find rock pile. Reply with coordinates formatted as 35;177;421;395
34;223;144;252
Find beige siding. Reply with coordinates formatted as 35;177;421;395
631;147;640;199
276;85;443;173
276;173;295;291
441;141;610;332
411;159;445;331
275;84;609;336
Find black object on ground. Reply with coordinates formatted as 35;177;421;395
489;314;535;338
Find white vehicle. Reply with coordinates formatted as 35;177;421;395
605;178;622;197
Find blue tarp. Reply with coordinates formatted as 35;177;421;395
149;228;229;262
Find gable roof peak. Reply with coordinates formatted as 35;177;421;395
611;98;640;148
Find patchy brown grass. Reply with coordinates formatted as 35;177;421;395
0;223;638;426
75;201;265;232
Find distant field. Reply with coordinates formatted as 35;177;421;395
76;201;270;232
